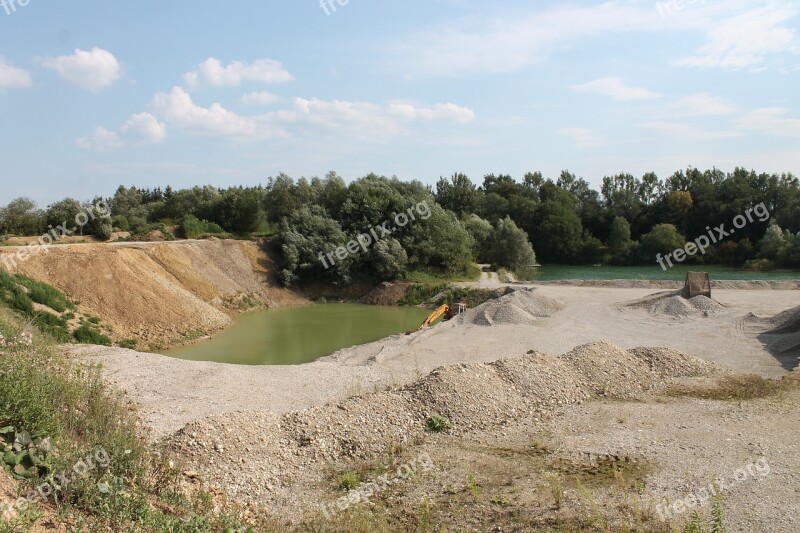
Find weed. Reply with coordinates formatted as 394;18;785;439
466;473;481;500
339;470;360;491
425;415;453;433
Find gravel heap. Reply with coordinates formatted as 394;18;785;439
624;291;726;318
743;305;800;356
627;346;718;377
457;288;565;326
166;341;718;509
560;341;662;399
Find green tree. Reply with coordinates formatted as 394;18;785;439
463;214;493;260
0;197;43;235
402;204;474;275
531;200;583;263
757;224;789;261
46;198;83;234
211;187;263;234
638;224;685;260
487;216;538;273
435;173;480;215
279;206;351;286
606;216;634;264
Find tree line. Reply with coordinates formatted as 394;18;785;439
1;167;798;285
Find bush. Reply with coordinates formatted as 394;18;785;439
180;214;226;239
72;325;112;346
426;415;453;433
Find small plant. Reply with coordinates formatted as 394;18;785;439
466;473;480;499
117;339;137;350
339;470;360;491
425;415;453;433
683;512;704;533
711;495;726;533
546;474;563;509
0;425;53;479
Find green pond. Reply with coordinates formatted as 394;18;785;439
162;303;429;366
526;264;799;281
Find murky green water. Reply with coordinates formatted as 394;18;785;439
162;303;429;366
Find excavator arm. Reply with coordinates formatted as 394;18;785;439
407;304;450;334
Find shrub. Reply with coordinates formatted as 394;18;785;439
180;215;225;239
426;415;453;433
72;325;112;346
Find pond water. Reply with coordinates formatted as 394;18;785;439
161;303;429;366
526;265;799;281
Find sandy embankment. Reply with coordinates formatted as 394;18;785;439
0;239;306;348
73;284;800;437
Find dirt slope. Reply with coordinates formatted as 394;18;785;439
0;239;306;348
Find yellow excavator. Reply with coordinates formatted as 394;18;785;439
407;302;467;334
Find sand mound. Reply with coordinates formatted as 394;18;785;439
490;351;591;408
0;239;306;347
458;288;565;326
405;364;531;430
560;341;660;398
627;347;717;377
624;291;726;318
743;305;800;359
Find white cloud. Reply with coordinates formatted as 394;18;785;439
152;86;260;137
184;58;293;89
41;48;122;92
391;1;799;75
239;91;281;106
148;88;476;142
572;77;661;101
661;93;738;117
0;57;32;88
120;112;168;143
387;102;475;123
557;127;605;148
642;121;739;141
76;112;166;150
734;108;800;136
676;3;800;70
75;127;123;151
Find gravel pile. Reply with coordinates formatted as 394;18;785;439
458;288;565;326
743;305;800;357
627;346;718;377
166;341;719;509
560;341;662;399
404;364;532;430
624;291;726;318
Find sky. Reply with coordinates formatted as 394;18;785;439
0;0;799;205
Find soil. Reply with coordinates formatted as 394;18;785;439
0;239;307;348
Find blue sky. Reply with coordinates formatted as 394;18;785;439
1;0;798;205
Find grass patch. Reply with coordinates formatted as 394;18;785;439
666;374;798;402
0;306;258;531
400;284;493;308
72;325;112;346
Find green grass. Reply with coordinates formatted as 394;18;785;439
0;306;257;532
72;325;112;346
405;263;481;284
400;283;493;308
